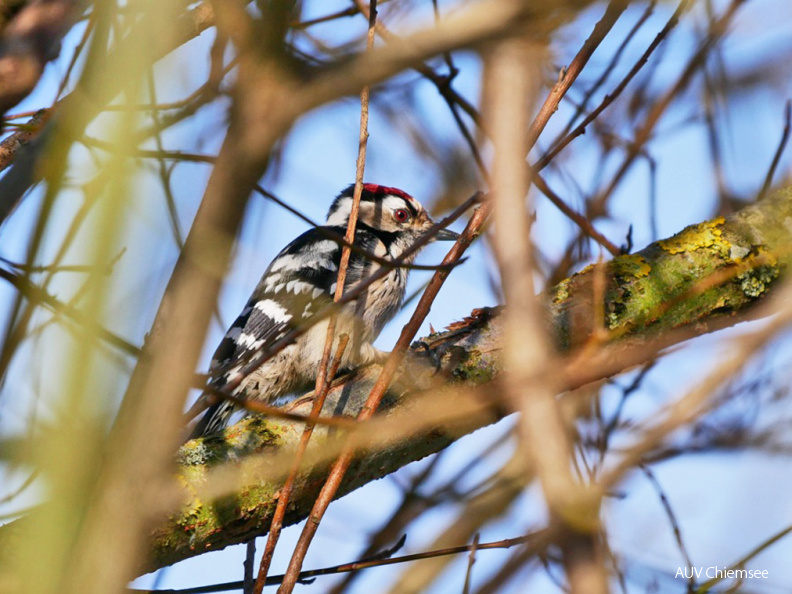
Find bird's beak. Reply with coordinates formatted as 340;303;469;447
434;228;460;241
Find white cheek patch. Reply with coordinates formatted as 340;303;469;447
326;198;352;225
255;299;292;324
356;201;383;228
372;239;388;258
382;195;413;213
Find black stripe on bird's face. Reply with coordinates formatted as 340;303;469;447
327;184;420;224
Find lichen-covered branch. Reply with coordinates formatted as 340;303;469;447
549;187;792;347
137;188;792;573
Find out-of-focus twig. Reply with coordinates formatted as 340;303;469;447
133;531;549;593
0;266;140;356
759;99;792;199
535;0;691;171
462;533;480;594
0;0;82;116
487;34;608;594
526;0;628;150
259;2;380;587
277;195;492;592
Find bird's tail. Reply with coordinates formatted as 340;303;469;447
188;399;236;440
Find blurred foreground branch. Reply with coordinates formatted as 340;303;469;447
144;187;792;572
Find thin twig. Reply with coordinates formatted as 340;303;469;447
533;173;620;256
243;540;255;594
640;465;695;592
591;0;742;211
257;4;379;587
252;335;350;592
534;0;692;171
526;0;628;151
0;469;39;505
55;11;95;100
0;267;140;356
201;385;357;429
134;531;546;593
351;0;484;134
185;193;480;424
546;1;657;153
759;99;792;199
695;523;792;593
462;533;480;594
277;198;491;593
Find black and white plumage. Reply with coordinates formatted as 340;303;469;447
190;184;459;438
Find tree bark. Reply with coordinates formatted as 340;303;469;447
141;188;792;572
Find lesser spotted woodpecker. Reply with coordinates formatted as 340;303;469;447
189;184;459;438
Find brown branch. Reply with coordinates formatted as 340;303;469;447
534;0;692;171
258;7;380;584
533;173;621;256
526;0;628;150
124;187;792;574
133;531;548;593
516;2;625;257
252;334;350;593
760;99;792;199
277;199;492;592
0;106;47;175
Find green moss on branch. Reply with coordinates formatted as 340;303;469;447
148;189;792;572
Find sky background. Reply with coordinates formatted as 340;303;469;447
3;0;792;592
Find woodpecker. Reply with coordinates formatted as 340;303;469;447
189;184;459;438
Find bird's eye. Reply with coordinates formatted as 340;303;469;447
394;209;411;222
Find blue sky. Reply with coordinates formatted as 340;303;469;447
3;0;792;592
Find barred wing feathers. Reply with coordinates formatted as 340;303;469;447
191;225;385;438
209;228;342;387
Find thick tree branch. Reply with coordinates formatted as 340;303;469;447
142;188;792;572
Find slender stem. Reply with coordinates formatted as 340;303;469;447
277;200;492;593
252;335;350;593
256;3;379;588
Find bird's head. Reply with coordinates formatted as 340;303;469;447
326;184;459;243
